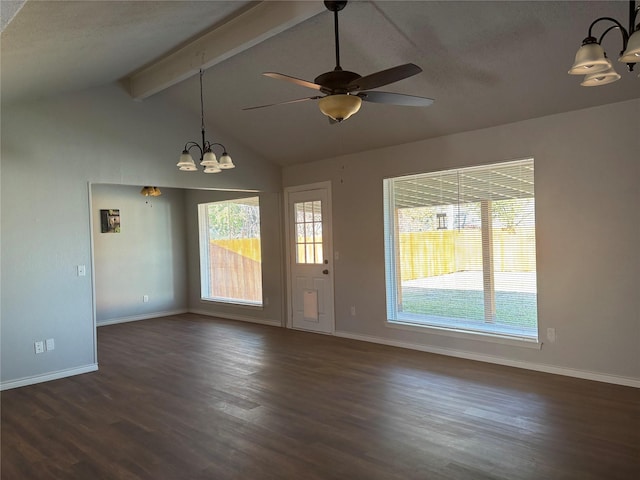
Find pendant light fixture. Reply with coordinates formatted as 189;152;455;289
177;69;235;173
568;1;639;86
140;186;162;197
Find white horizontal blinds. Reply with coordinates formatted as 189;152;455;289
486;162;537;332
394;170;484;325
295;201;323;264
389;159;537;339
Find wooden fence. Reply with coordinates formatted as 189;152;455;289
399;228;536;281
206;229;536;290
207;239;261;302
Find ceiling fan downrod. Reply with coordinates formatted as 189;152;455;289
325;1;348;71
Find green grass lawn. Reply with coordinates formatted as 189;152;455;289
401;287;538;329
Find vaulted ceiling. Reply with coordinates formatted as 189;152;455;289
2;1;638;166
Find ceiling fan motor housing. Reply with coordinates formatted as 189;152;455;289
315;70;361;94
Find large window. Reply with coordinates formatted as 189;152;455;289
198;197;262;306
384;159;538;341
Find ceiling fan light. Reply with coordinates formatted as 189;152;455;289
200;149;219;167
177;150;197;171
318;94;362;122
580;59;621;86
619;28;640;63
218;152;235;169
568;41;610;74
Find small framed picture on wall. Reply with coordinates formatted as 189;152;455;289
100;209;121;233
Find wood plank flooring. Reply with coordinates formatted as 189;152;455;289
2;314;639;479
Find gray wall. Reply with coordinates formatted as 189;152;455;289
92;185;188;324
1;84;281;387
184;189;284;326
2;79;637;388
283;99;640;383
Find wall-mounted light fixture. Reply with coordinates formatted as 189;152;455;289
140;186;162;197
569;1;639;86
176;69;235;173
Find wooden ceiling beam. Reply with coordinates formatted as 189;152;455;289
125;1;325;100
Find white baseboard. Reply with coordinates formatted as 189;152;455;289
0;363;98;391
97;309;189;327
335;330;640;389
189;309;283;327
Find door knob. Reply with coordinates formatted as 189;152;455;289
323;269;329;274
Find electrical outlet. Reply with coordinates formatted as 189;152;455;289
143;295;149;303
264;297;269;306
350;306;356;316
547;328;557;343
77;265;86;277
34;341;44;354
46;338;55;351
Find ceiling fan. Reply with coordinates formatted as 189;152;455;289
244;0;434;122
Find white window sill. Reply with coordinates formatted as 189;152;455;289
386;319;542;349
200;298;264;310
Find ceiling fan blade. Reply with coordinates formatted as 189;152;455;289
243;96;323;111
348;63;422;91
263;72;322;91
357;91;434;107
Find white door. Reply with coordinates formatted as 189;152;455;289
285;183;335;334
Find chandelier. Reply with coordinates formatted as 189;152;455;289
176;69;235;173
568;1;640;86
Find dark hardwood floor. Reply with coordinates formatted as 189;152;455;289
2;314;639;479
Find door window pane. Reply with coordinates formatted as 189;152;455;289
294;200;324;264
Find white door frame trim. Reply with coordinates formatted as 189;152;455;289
283;181;334;332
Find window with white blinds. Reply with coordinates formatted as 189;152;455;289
383;159;538;341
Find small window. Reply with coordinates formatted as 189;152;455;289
198;197;262;306
294;200;323;264
384;159;538;341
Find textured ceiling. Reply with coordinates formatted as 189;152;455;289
2;1;639;167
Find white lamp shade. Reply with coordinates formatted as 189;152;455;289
204;164;222;173
619;29;640;63
218;153;235;169
318;94;362;121
581;59;621;86
568;42;610;74
201;150;219;167
177;151;197;171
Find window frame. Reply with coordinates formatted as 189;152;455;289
383;159;540;346
197;196;263;308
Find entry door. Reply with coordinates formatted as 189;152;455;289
286;184;334;334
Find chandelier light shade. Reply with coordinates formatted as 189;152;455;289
568;41;610;74
619;28;640;61
581;58;622;86
177;69;235;173
318;94;362;122
569;1;639;86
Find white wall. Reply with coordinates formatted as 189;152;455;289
0;84;281;388
92;185;188;324
283;99;640;384
184;189;284;327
